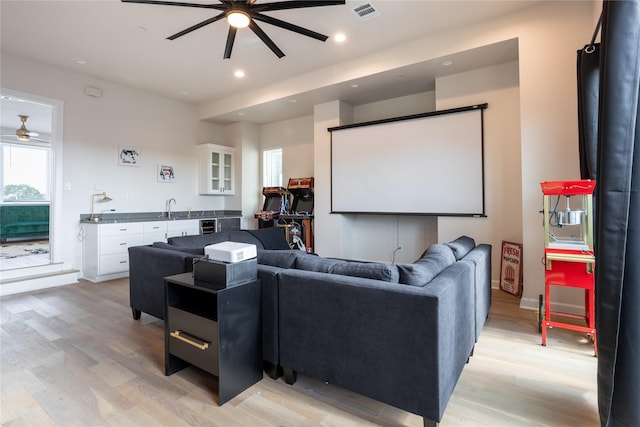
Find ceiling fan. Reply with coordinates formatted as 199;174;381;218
121;0;346;59
0;115;50;143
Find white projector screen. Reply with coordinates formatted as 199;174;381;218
329;104;487;216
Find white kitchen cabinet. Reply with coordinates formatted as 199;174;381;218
142;221;168;245
198;144;235;195
83;222;144;282
166;219;200;239
83;219;203;282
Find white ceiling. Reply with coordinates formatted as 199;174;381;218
1;0;537;133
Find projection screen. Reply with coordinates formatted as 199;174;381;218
329;104;487;216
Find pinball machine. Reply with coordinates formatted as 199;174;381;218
279;177;314;252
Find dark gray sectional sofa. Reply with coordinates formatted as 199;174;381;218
128;228;491;427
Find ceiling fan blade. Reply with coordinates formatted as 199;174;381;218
253;0;345;13
121;0;227;11
251;13;328;42
167;13;226;40
0;135;51;143
249;21;285;58
223;26;237;59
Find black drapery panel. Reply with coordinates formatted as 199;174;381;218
577;39;600;180
595;1;640;426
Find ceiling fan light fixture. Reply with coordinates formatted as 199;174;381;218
16;115;32;141
227;11;250;28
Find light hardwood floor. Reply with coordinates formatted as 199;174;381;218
1;279;599;426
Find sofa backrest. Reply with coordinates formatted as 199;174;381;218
257;235;475;288
167;231;233;249
166;227;290;251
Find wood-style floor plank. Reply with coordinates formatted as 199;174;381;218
1;279;598;426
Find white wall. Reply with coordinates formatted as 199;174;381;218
436;61;522;284
259;115;314;207
1;53;226;277
224;122;261;229
309;1;597;312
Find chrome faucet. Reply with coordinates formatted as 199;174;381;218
167;198;176;218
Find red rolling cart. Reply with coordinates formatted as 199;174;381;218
540;180;597;356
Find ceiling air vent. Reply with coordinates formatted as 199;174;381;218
352;2;380;21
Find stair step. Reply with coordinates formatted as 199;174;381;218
0;269;79;296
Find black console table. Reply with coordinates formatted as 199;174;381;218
164;272;262;405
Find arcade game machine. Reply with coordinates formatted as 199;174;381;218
255;186;289;229
279;177;314;252
540;180;596;356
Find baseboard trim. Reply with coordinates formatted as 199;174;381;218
491;280;585;316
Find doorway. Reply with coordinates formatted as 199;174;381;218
0;89;62;275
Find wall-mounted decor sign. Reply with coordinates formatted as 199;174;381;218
157;163;175;182
118;146;140;166
500;240;523;297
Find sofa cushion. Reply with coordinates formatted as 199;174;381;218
152;241;204;255
257;249;303;269
397;248;457;286
226;230;266;248
329;261;400;283
446;236;476;260
246;227;290;250
295;253;347;272
167;232;231;248
425;243;457;264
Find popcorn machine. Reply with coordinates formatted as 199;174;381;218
540;180;596;355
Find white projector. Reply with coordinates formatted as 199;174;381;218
204;241;257;263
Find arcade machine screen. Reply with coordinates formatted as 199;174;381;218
255;186;289;228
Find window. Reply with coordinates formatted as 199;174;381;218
263;148;282;187
1;142;51;202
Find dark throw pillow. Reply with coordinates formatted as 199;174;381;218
247;227;290;250
446;236;476;260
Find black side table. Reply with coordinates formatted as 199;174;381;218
164;272;262;405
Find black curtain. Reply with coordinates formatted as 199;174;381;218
594;1;640;426
577;36;600;180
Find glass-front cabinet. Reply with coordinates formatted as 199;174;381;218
198;144;235;195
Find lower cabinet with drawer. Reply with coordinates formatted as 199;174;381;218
164;272;262;405
82;222;144;282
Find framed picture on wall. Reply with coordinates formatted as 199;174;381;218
157;163;176;182
499;240;523;297
118;146;140;166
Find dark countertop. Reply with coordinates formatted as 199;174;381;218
79;210;242;224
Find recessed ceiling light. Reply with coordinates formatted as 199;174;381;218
350;83;359;88
238;112;245;116
334;33;347;43
234;70;245;78
72;58;86;65
289;99;297;103
181;91;189;95
442;60;453;66
137;26;147;32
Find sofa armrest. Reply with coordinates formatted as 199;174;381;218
277;262;475;422
257;264;284;367
128;245;198;320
